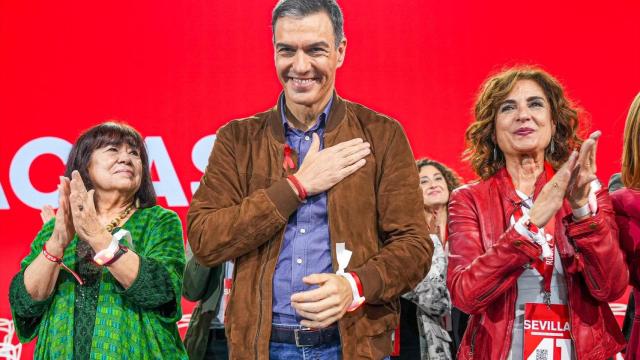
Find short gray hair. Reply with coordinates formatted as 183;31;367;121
272;0;344;47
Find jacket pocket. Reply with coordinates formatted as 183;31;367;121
354;303;399;358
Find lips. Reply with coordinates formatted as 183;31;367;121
289;77;318;91
514;127;535;136
114;169;134;176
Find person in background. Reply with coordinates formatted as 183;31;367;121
182;241;233;360
447;66;627;359
608;171;635;346
393;158;463;360
612;91;640;359
9;122;187;359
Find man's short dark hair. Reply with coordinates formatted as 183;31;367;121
272;0;344;47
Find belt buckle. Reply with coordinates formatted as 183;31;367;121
294;328;311;347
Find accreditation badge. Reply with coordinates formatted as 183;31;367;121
523;303;572;360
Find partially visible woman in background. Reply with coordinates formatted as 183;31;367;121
612;91;640;360
393;158;463;360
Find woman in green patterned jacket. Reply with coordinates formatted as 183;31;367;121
9;122;187;359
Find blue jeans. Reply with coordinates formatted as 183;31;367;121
268;323;391;360
269;323;341;360
269;341;342;360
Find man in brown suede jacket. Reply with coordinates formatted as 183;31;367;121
187;0;432;358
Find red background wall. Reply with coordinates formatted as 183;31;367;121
1;0;639;358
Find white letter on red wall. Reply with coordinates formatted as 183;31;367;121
145;136;188;207
9;137;72;209
190;134;216;194
0;182;8;209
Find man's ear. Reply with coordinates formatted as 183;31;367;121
336;38;347;68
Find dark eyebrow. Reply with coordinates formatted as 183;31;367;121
306;41;330;49
527;96;546;102
275;41;331;50
499;99;517;106
275;42;295;50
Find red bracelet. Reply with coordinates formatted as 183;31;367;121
349;271;364;298
42;243;84;285
287;175;308;201
42;243;63;263
525;218;540;234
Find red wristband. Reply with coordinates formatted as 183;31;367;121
287;175;307;200
42;243;84;285
349;271;364;298
42;243;63;263
525;218;540;234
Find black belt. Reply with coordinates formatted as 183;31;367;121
270;325;340;347
208;327;226;341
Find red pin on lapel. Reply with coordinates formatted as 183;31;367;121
283;144;295;171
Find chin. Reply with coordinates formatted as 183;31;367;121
429;196;449;205
513;146;545;156
285;91;320;106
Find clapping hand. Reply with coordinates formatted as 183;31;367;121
567;131;600;209
40;205;55;223
46;176;75;256
529;130;601;227
69;170;110;250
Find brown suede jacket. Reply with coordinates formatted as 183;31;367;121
187;94;433;359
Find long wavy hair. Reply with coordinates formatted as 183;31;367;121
464;66;584;179
622;92;640;189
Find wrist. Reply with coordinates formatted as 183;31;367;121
527;213;542;229
45;239;65;258
571;202;592;220
569;197;588;209
90;231;114;253
287;174;308;200
337;272;365;312
93;229;131;266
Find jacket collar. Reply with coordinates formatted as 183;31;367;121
494;164;553;215
268;91;346;143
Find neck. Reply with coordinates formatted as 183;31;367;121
425;204;448;239
425;204;447;217
504;152;545;195
285;91;333;130
95;190;134;217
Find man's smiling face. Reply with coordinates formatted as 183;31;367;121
274;11;346;109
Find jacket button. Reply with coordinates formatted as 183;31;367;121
513;240;522;247
589;223;597;230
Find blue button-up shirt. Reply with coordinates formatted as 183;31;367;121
272;95;333;325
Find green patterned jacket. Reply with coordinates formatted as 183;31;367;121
9;205;188;359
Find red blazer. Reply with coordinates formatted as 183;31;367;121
447;167;627;360
612;188;640;360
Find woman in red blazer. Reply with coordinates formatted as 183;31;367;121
612;91;640;360
447;66;627;360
